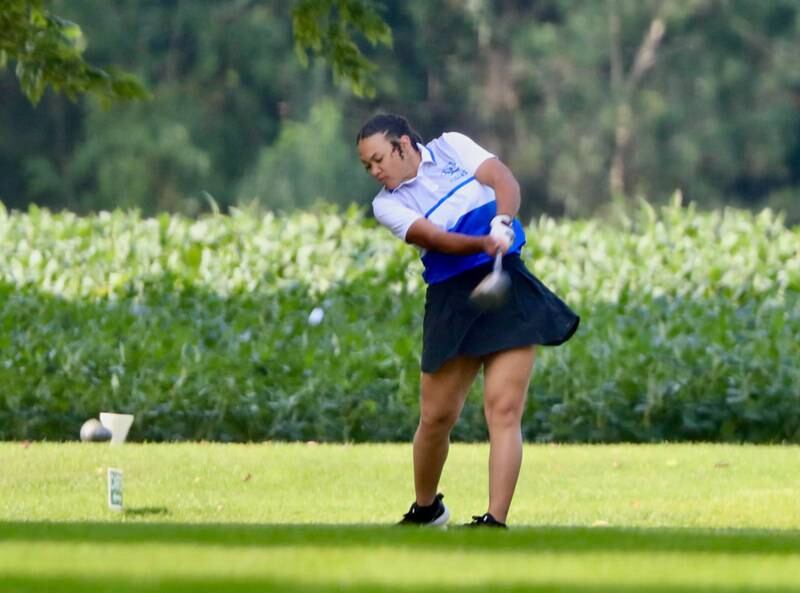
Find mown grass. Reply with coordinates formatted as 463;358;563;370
2;442;800;592
3;442;800;527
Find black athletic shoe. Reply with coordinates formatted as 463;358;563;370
465;512;507;528
398;493;450;526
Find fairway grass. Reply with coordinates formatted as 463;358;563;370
2;442;800;592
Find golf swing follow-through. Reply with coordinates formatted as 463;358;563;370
357;114;579;528
470;251;510;309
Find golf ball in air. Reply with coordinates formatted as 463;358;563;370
308;307;324;325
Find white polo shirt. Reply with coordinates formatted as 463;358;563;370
372;132;525;284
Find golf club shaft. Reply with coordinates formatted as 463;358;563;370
493;251;503;274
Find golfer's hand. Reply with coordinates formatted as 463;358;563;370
489;215;515;252
482;235;505;256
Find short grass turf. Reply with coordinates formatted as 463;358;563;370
2;442;800;592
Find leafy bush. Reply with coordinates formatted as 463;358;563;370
0;198;798;442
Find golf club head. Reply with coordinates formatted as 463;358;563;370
470;253;511;309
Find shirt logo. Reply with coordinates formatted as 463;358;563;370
441;160;468;180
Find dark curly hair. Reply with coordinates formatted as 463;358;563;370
356;113;423;155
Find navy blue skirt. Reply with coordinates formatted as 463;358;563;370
421;254;579;373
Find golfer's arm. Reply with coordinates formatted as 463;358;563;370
406;218;488;255
474;157;520;217
404;158;519;254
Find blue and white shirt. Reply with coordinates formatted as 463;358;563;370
372;132;526;284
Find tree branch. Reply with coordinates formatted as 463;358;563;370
627;11;666;92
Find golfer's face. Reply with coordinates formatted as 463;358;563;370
358;134;407;190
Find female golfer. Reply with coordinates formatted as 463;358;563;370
357;114;579;528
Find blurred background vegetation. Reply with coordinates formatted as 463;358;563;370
2;0;800;224
2;1;799;444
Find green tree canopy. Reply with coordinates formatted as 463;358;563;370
0;0;391;104
0;0;148;104
2;1;799;223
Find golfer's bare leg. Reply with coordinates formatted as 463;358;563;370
414;355;481;506
482;345;536;523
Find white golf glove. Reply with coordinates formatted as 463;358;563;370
489;214;515;251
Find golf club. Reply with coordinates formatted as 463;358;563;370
469;251;510;309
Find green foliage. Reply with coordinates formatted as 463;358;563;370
22;97;213;213
293;0;392;97
72;102;212;213
0;0;148;104
0;200;797;443
525;196;800;442
488;0;800;218
0;0;392;105
4;1;800;220
237;100;376;211
6;1;391;215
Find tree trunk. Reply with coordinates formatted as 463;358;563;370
607;0;665;198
